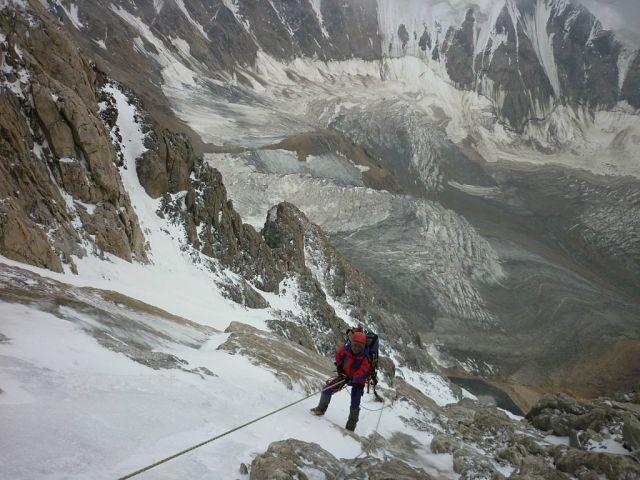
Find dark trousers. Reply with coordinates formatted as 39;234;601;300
349;384;364;409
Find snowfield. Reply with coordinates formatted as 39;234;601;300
2;1;638;477
0;81;464;479
0;293;455;479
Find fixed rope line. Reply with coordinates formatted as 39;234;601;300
117;378;346;480
334;387;398;480
334;398;387;480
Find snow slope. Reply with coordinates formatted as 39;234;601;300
0;279;454;479
0;80;467;479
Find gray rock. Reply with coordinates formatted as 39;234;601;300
453;447;503;479
551;445;640;479
249;439;337;480
495;446;525;467
526;394;621;437
443;9;475;90
250;439;435;480
509;455;570;480
218;321;335;394
623;413;640;452
431;434;463;454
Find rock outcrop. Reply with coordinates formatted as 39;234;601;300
137;125;196;199
0;3;147;270
159;163;282;294
526;393;638;438
245;388;640;480
249;439;435;480
218;321;335;393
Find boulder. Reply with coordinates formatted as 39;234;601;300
250;439;435;480
527;394;620;437
452;447;503;479
551;445;640;479
509;455;570;480
431;434;463;454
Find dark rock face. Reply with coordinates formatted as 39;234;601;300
262;203;307;274
622;52;640;109
474;6;555;131
397;24;410;52
321;0;381;61
0;4;147;270
548;4;621;110
418;27;432;52
443;9;476;90
138;126;196;199
160;163;282;293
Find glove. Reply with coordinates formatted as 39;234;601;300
340;374;353;385
337;364;344;376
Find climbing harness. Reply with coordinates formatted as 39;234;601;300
117;377;347;479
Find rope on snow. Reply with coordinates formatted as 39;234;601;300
117;378;347;480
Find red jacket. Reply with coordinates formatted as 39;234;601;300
336;344;370;386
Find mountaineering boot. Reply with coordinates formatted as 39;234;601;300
310;393;331;416
345;407;360;431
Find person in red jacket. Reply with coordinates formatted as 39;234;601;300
310;331;370;431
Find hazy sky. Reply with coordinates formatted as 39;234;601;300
578;0;640;44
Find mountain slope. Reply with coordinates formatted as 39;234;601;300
48;0;640;132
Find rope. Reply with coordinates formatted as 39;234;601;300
360;404;391;412
334;400;387;480
117;378;346;480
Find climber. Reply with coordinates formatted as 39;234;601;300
346;323;382;402
310;331;371;431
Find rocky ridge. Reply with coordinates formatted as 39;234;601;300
248;395;640;480
43;0;640;132
0;2;147;273
227;322;640;480
1;259;639;479
0;0;438;374
2;0;638;438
